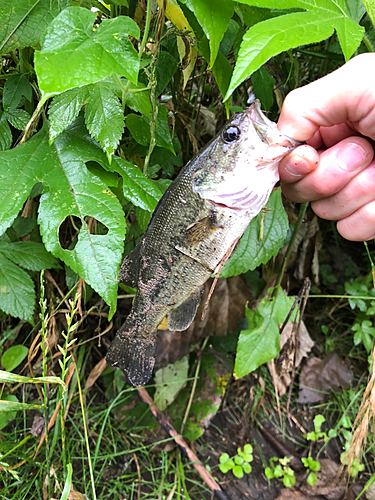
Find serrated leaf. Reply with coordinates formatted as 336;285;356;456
0;119;126;317
5;109;30;130
1;345;29;372
180;0;235;68
0;241;60;271
48;86;90;142
221;190;288;278
0;0;69;55
154;355;189;411
35;7;140;98
3;74;33;111
0;256;35;322
122;82;152;116
225;0;364;99
85;82;124;160
111;157;163;211
0;114;12;151
234;288;295;378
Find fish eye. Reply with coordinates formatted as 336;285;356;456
222;125;241;143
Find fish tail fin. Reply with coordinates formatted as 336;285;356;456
106;317;156;387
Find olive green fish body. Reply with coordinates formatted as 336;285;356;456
106;101;300;386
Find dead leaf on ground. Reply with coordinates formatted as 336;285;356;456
275;489;321;500
156;276;252;368
84;357;107;390
298;353;353;403
30;414;45;438
69;491;86;500
365;481;375;500
268;320;314;396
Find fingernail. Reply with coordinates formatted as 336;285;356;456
284;164;304;178
336;143;367;171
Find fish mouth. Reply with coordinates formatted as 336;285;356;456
249;99;304;149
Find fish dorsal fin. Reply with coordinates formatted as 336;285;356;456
167;288;202;331
119;242;142;287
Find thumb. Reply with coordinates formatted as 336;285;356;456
277;53;375;142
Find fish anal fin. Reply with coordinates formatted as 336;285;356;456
119;242;141;287
167;288;202;331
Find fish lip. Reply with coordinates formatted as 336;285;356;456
249;99;304;148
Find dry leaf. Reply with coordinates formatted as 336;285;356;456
84;358;107;390
298;353;353;403
30;414;45;438
276;489;321;500
268;320;314;396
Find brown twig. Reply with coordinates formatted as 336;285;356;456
137;386;230;500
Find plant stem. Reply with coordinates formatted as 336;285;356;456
274;202;309;289
139;0;152;61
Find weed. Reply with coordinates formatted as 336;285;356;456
219;444;254;479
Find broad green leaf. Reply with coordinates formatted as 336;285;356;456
225;0;364;99
5;109;30;130
0;120;126;317
111;157;163;212
221;190;288;277
154;355;189;411
48;86;90;142
3;74;32;111
0;241;60;271
0;114;12;151
0;0;69;55
0;256;35;322
35;7;140;99
362;0;375;27
252;66;275;111
234;288;295;378
180;0;235;67
155;51;179;97
1;345;29;372
121;82;152;116
85;82;125;160
0;395;18;430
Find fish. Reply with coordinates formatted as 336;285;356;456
106;99;300;386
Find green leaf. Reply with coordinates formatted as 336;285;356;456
265;466;274;479
1;345;29;372
0;0;69;55
313;414;325;433
0;399;42;412
252;66;275;111
48;86;90;143
154;355;189;411
0;256;35;321
61;463;73;500
5;109;30;130
155;51;179;97
235;455;244;465
0;120;126;317
122;82;152;116
225;0;364;100
234;288;294;378
111;157;163;212
306;471;317;486
283;474;295;488
85;82;125;160
233;465;244;479
221;190;288;278
126;106;175;153
0;370;65;386
220;453;230;464
3;74;32;111
0;114;12;151
0;395;18;430
35;7;140;98
242;462;252;474
180;0;235;67
0;241;60;271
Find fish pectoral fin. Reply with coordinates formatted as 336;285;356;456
175;214;223;268
167;288;203;331
106;327;156;387
181;214;222;246
119;242;141;287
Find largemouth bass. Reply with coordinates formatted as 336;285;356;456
106;100;300;386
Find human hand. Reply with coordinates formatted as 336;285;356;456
277;53;375;241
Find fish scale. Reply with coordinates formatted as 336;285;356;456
106;100;301;386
